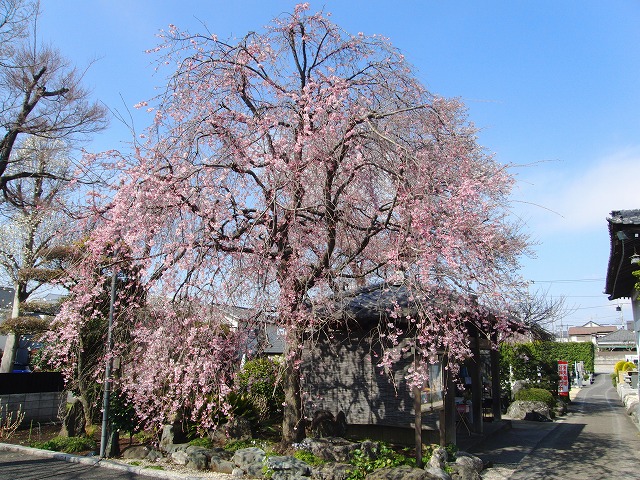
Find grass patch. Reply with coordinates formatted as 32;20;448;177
346;443;415;480
188;437;213;448
223;438;275;454
30;436;97;454
293;449;326;466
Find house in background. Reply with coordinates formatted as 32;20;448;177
594;326;638;372
567;322;618;343
604;209;640;374
0;289;65;371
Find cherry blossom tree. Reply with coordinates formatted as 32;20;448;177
43;242;146;425
63;4;529;442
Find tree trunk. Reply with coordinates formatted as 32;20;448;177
0;286;22;373
281;331;305;444
0;332;17;373
78;394;94;428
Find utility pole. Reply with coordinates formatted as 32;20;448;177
99;265;117;458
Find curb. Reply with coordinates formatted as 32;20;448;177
0;442;212;479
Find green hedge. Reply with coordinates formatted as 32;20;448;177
501;341;594;375
514;387;556;409
500;341;595;397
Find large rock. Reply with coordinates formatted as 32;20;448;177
123;445;155;460
233;446;266;477
449;463;481;480
211;416;253;443
146;449;163;462
454;452;483;473
171;450;190;465
59;400;85;437
312;463;355;480
159;423;187;451
233;447;266;468
506;400;552;421
299;437;376;463
366;465;449;480
187;451;209;471
104;429;120;458
450;453;484;480
210;456;236;474
266;455;312;480
427;446;448;470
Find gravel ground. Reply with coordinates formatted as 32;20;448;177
112;457;233;479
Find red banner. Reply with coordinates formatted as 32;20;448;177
558;360;569;396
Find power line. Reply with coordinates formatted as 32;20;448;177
531;278;605;284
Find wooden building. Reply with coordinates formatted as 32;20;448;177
301;284;502;446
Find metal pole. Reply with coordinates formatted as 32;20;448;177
99;267;117;458
413;340;422;467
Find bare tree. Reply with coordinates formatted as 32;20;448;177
0;0;36;63
512;288;573;337
0;0;108;205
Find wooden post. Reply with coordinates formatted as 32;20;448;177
491;333;502;421
470;335;483;434
413;342;423;467
443;357;456;446
414;385;422;467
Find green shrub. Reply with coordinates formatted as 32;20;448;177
614;360;627;374
225;391;259;426
223;438;274;454
133;430;156;445
424;443;457;462
500;341;595;396
31;436;97;453
188;437;213;448
514;388;556;409
346;443;415;480
293;449;326;466
236;357;284;420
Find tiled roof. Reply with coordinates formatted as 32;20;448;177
596;329;636;344
568;325;618;336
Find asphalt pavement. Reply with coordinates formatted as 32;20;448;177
0;444;202;480
467;373;640;479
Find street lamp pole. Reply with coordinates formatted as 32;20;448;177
99;265;117;458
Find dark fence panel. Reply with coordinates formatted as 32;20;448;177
0;372;64;394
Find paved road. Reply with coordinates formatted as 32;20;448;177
472;373;640;479
0;448;162;480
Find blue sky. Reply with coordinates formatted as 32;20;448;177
36;1;640;331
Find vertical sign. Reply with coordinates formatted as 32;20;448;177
558;360;569;396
